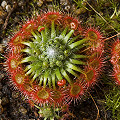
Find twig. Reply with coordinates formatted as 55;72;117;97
88;91;100;120
3;3;17;30
85;1;118;34
103;33;120;41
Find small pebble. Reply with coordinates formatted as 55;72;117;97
0;99;1;104
0;104;3;114
18;1;24;7
6;5;12;13
0;91;3;98
0;83;2;90
12;91;19;99
37;0;43;7
0;10;7;19
14;16;20;23
0;44;4;53
0;6;3;10
1;1;7;9
74;8;81;15
1;38;9;45
83;118;90;120
60;0;68;5
46;0;53;1
19;106;27;115
75;8;87;15
10;110;19;117
65;5;70;11
71;4;76;11
0;18;4;24
0;72;4;80
1;97;9;105
104;2;111;7
2;85;8;94
47;5;54;11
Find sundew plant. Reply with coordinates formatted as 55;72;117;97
1;0;120;119
4;10;104;118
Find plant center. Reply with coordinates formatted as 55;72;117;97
39;37;70;68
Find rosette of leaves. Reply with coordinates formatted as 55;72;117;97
5;11;104;110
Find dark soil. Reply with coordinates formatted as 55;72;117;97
0;0;119;120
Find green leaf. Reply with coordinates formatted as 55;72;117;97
48;75;51;88
32;69;40;80
69;35;80;44
61;68;71;84
31;31;41;42
70;58;86;65
21;48;33;54
59;27;68;39
38;26;46;41
21;41;35;48
65;68;79;78
55;68;63;80
39;75;43;86
69;39;87;49
51;21;56;39
26;68;33;75
52;73;56;89
66;62;85;74
72;54;89;58
43;71;49;87
63;30;74;43
21;56;38;63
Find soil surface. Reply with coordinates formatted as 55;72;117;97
0;0;120;120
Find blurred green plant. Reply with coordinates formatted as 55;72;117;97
73;0;88;10
105;86;120;119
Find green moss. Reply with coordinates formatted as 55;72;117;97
105;86;120;119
